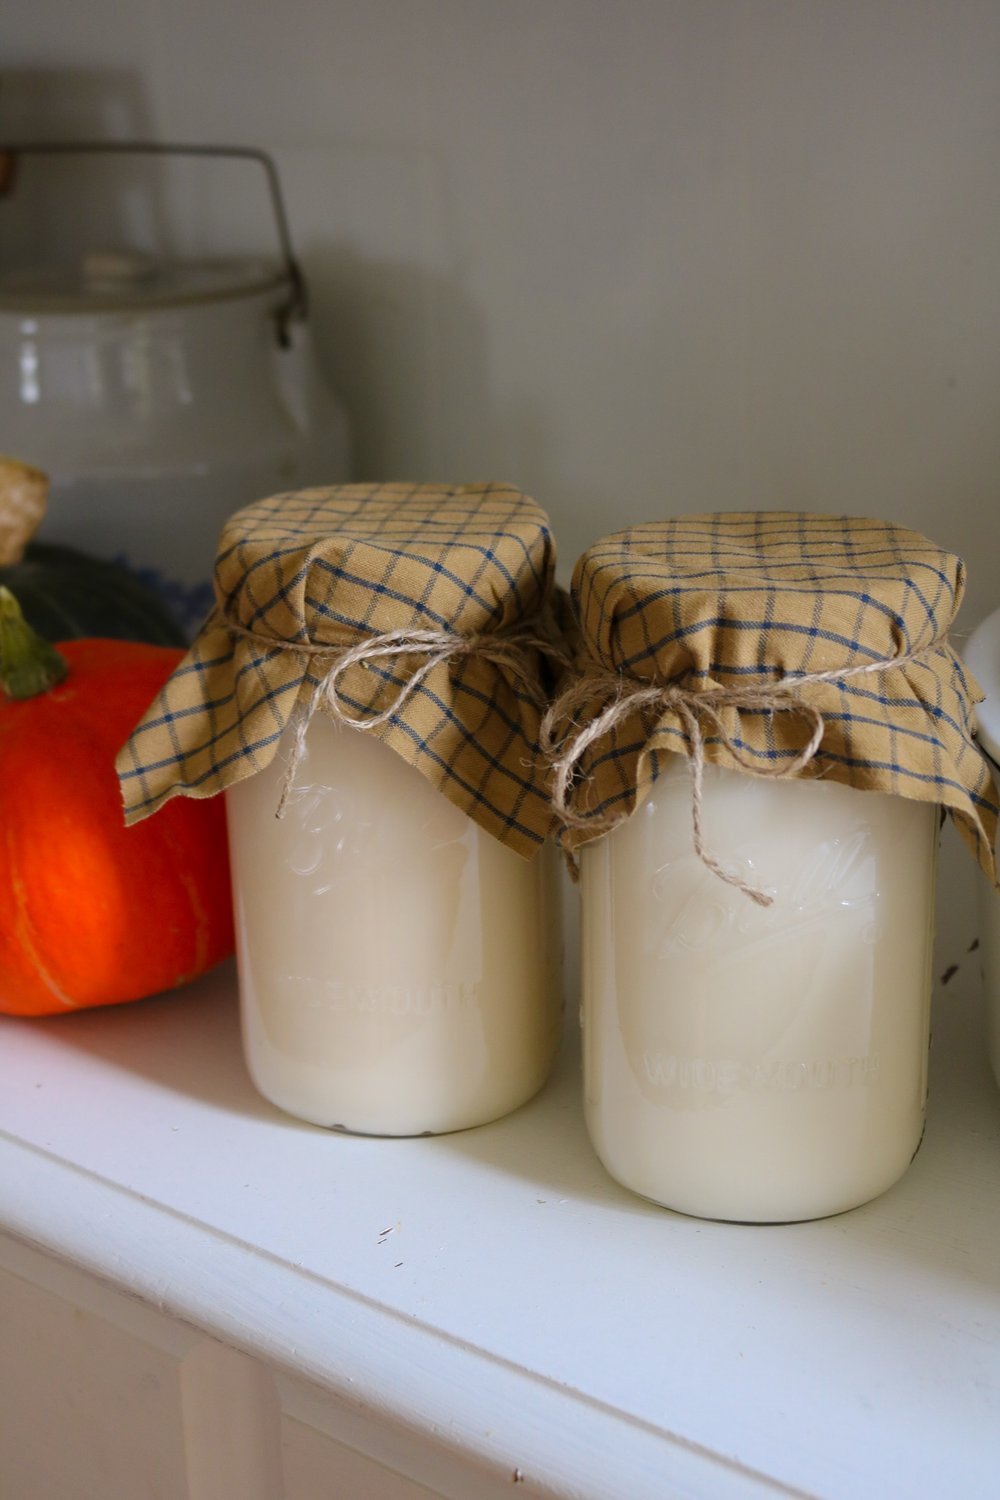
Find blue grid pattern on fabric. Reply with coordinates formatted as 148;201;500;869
559;511;997;878
118;484;560;856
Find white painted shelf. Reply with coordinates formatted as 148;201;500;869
1;942;999;1498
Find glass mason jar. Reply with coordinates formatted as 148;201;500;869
227;713;563;1134
581;759;938;1222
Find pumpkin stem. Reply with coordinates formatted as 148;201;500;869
0;586;68;699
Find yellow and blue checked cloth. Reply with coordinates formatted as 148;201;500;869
117;483;558;857
553;511;998;879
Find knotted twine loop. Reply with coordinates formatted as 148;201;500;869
227;616;570;817
540;639;939;907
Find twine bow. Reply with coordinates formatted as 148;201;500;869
541;641;937;906
227;615;567;816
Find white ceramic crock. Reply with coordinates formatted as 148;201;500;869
0;145;349;633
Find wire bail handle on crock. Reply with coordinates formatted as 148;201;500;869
0;139;307;346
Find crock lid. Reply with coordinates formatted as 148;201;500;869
964;605;1000;764
0;252;286;314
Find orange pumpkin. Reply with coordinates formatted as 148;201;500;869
0;608;233;1016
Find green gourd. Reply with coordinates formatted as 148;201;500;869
0;458;187;646
0;542;186;646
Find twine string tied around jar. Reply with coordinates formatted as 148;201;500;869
227;616;570;816
541;639;938;907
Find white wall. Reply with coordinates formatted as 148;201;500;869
4;0;1000;617
2;3;996;1087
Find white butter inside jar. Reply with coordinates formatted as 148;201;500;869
228;716;562;1134
581;760;938;1222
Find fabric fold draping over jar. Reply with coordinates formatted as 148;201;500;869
116;482;562;856
546;511;998;880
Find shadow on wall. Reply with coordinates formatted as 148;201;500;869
304;239;496;487
305;237;570;571
0;66;154;137
0;69;314;279
0;69;180;272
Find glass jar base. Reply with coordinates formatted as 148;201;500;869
591;1126;925;1224
247;1057;558;1137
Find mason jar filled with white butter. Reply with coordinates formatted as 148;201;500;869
545;512;997;1222
118;483;563;1134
